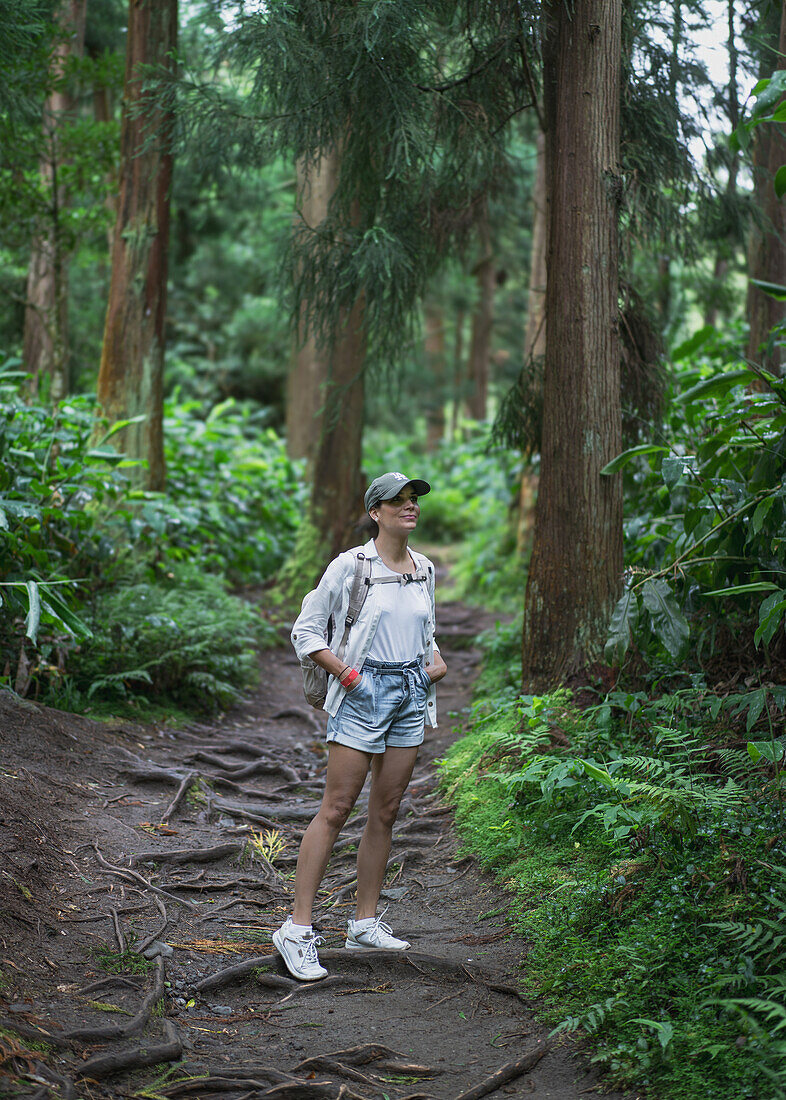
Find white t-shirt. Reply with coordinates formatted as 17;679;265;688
366;560;431;663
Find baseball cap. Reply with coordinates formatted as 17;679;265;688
364;471;431;512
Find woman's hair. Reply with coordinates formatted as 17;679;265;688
354;513;378;540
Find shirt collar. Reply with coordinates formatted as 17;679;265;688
361;537;380;559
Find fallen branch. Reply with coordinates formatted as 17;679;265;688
453;1041;551;1100
77;1019;182;1080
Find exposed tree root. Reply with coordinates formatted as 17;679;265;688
130;843;243;867
194;953;277;992
136;896;170;955
453;1041;551;1100
293;1043;437;1076
0;1017;71;1051
93;846;199;913
161;771;197;822
61;956;165;1043
76;1019;182;1080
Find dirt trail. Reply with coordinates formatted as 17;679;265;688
0;585;634;1100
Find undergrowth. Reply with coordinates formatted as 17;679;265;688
441;626;786;1100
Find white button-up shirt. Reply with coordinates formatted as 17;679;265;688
291;538;439;725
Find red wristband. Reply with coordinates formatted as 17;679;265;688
340;668;359;688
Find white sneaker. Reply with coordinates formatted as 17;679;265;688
345;910;411;951
272;919;327;981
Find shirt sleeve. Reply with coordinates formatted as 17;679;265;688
290;554;350;661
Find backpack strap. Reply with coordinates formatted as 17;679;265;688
367;568;428;586
336;553;372;661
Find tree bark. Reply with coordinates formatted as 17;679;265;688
523;128;547;367
309;296;366;564
516;128;547;555
521;0;623;691
746;0;786;376
287;154;337;462
450;307;466;440
23;0;87;401
467;201;495;421
424;301;446;450
96;0;178;491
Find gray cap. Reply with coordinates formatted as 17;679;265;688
364;471;431;512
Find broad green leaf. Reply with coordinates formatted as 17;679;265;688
95;414;146;446
754;592;786;647
675;368;755;405
600;444;668;476
24;580;41;643
750;278;786;301
671;326;715;361
748;740;785;764
704;582;779;597
776;166;786;200
604;587;639;665
752;494;777;535
745;686;767;731
640;578;690;660
582;760;616;790
0;508;8;531
662;455;688;489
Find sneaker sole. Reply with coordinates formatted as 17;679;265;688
345;939;411;951
272;930;327;981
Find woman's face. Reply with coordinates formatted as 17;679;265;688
373;488;421;533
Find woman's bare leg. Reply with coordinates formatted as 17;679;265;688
291;743;371;926
355;746;419;920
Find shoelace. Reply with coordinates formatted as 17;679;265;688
363;909;394;942
300;933;324;965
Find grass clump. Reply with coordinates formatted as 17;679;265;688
440;634;786;1099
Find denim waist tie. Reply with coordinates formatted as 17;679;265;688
362;656;423;700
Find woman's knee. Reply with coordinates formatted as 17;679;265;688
320;794;356;832
369;794;403;830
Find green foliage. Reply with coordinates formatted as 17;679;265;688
68;565;266;711
603;324;786;676
0;367;304;712
441;626;786;1099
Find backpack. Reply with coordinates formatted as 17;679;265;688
299;550;431;710
300;553;372;709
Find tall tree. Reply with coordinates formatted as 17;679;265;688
467;198;495;421
96;0;178;490
746;0;786;375
424;299;447;449
521;0;623;690
286;154;334;463
23;0;86;400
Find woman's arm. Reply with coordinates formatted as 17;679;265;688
425;648;447;684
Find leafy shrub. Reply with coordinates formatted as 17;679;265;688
65;565;268;712
441;624;786;1099
603;325;786;677
0;363;303;713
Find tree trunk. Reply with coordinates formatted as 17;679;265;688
521;0;623;691
450;307;466;440
523;128;547;366
96;0;178;491
23;0;87;400
424;301;446;450
286;154;337;462
467;202;494;421
746;0;786;376
704;0;739;330
516;128;547;555
309;296;366;564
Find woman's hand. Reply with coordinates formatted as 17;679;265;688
424;651;447;684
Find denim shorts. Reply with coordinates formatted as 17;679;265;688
326;657;431;754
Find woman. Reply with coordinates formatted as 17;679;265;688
273;471;447;981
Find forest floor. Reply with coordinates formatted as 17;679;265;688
0;571;638;1100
